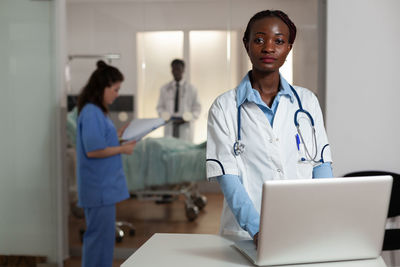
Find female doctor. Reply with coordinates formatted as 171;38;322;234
206;10;333;245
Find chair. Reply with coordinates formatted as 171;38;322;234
343;171;400;266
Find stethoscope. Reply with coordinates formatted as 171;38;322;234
233;84;329;163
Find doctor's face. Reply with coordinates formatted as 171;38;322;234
103;81;122;106
244;17;292;74
171;63;184;82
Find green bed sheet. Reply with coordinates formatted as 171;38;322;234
122;137;206;191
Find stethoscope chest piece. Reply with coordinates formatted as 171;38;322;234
233;141;245;156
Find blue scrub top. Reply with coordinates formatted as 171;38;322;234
76;103;129;208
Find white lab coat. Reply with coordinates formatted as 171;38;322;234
206;74;332;237
157;80;201;142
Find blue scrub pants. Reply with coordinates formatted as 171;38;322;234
82;204;115;267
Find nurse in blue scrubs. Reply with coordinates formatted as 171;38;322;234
76;60;136;267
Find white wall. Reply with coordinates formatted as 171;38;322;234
326;0;400;175
0;0;61;263
66;0;320;102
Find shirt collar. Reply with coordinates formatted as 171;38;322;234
175;79;184;86
236;72;294;107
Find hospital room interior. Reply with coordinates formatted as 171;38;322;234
1;0;399;266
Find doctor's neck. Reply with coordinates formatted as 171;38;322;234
249;70;280;107
250;70;280;94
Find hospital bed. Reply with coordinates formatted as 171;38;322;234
122;137;207;221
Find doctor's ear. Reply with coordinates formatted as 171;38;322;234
243;38;250;53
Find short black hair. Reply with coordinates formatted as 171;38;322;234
171;59;185;68
243;10;297;45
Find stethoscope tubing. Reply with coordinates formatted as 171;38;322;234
234;84;328;163
237;102;242;141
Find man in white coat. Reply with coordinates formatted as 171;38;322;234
157;59;201;142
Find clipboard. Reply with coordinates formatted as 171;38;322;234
121;118;166;141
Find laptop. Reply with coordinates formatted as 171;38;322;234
234;176;392;266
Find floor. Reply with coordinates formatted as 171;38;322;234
64;192;223;266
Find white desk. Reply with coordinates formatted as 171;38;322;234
121;233;387;267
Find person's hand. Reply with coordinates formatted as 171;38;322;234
253;232;259;249
117;123;130;138
175;118;186;125
171;117;186;125
121;140;136;155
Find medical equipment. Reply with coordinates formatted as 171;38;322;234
233;106;245;156
123;137;207;221
233;85;329;163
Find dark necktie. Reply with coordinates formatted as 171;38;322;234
174;82;179;112
173;82;180;137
